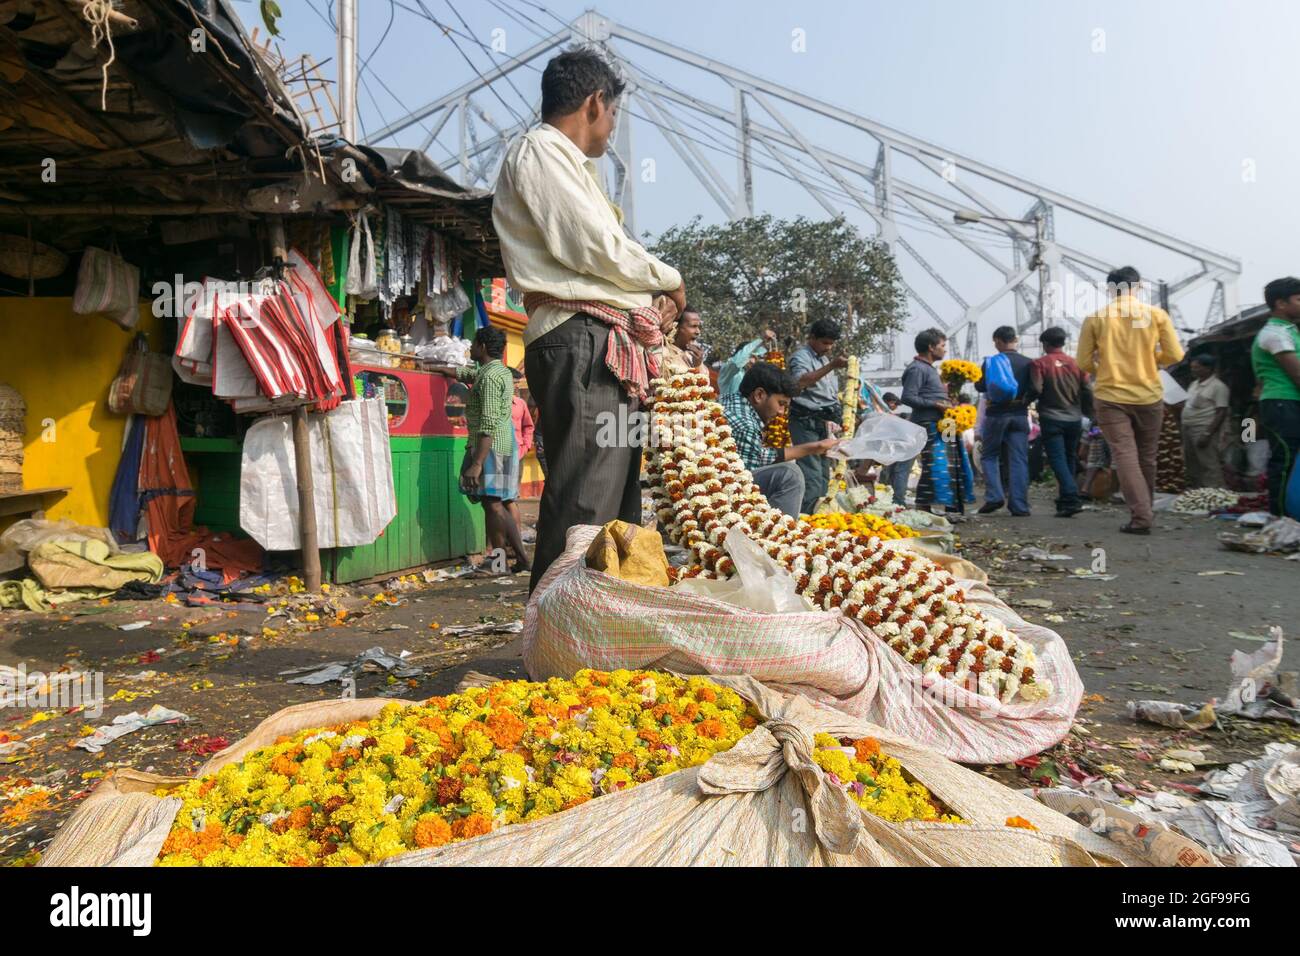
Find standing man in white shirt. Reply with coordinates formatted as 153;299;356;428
1179;353;1230;489
492;48;686;591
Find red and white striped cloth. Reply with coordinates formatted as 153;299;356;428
173;249;347;413
522;293;663;402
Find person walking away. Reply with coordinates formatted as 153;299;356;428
1251;277;1300;516
787;319;849;513
976;326;1037;516
1030;326;1092;517
1077;266;1185;534
429;327;530;574
718;363;838;517
492;48;686;590
1180;353;1230;489
903;328;966;514
661;304;704;375
879;392;916;506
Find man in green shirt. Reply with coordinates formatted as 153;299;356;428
431;326;530;573
1251;277;1300;516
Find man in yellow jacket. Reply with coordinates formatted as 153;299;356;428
1077;266;1185;534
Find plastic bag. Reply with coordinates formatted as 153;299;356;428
108;334;172;416
827;413;928;465
346;211;378;300
673;527;814;613
1160;369;1188;405
0;517;120;556
983;353;1019;403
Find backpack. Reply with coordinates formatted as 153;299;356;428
983;353;1019;404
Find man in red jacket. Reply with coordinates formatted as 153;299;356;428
1030;326;1093;517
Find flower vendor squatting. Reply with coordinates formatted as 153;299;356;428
491;47;687;592
718;362;838;517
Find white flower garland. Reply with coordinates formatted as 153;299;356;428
647;370;1050;704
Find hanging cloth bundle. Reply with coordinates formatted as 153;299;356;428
346;211;378;300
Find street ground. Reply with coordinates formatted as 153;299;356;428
1;490;1296;864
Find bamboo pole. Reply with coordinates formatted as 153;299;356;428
268;215;323;592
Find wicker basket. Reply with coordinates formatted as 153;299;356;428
0;234;68;281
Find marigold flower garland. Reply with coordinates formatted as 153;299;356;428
647;370;1049;704
760;350;791;449
154;670;756;866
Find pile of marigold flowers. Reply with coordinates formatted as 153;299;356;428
802;511;916;541
154;670;757;866
811;733;963;824
942;403;977;432
939;359;982;385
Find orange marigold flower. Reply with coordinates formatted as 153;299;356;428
853;738;881;762
695;687;717;703
611;752;637;769
451;813;492;840
288;805;313;829
1005;816;1038;831
485;710;526;749
560;795;591;811
436;777;464;806
270;753;297;777
695;719;725;739
413;815;453;848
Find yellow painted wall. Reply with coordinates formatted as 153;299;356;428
0;298;162;530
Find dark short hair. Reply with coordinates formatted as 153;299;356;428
883;392;900;404
509;365;524;380
1107;266;1141;288
541;47;626;119
1039;326;1068;349
1264;276;1300;310
739;362;794;399
681;303;700;317
808;318;841;341
474;325;506;359
914;328;946;354
1189;352;1217;369
993;325;1018;344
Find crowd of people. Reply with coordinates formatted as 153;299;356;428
434;45;1300;587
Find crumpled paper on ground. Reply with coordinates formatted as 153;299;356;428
75;705;189;753
279;646;422;685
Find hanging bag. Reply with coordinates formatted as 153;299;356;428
346;211;378;300
73;243;141;330
108;334;172;416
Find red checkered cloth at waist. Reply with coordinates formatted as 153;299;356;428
522;293;663;402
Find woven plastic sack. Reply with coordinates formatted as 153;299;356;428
73;246;140;330
37;675;1148;868
108;335;172;416
524;526;1084;764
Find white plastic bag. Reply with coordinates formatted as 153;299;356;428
673;527;814;613
1160;369;1188;406
828;413;928;465
239;399;396;550
346;211;378;301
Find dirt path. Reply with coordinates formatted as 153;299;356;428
1;489;1295;863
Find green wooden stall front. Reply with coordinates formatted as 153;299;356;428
181;435;484;584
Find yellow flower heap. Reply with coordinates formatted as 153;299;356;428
802;512;915;541
942;403;978;432
939;359;982;386
155;670;756;866
812;734;963;823
647;370;1050;704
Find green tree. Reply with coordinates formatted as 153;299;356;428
648;214;907;360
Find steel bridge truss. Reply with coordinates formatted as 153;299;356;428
366;11;1241;366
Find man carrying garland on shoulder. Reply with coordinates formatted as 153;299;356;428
492;47;687;591
719;363;838;517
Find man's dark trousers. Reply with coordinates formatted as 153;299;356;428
524;314;641;592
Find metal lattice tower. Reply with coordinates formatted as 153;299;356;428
366;9;1241;372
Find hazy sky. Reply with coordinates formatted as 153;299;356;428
248;0;1300;350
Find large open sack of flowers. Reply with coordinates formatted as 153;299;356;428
523;370;1083;765
38;671;1148;867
